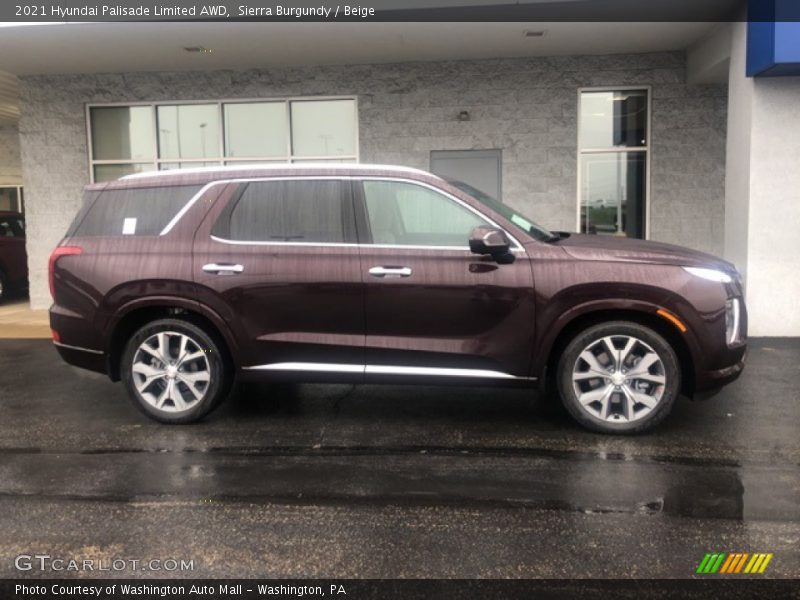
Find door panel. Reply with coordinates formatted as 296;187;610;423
356;179;536;377
361;247;536;376
192;179;364;372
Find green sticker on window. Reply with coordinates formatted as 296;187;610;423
511;214;533;232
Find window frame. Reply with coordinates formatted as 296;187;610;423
198;176;524;252
576;86;651;239
85;96;360;183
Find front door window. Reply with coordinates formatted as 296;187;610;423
361;180;487;247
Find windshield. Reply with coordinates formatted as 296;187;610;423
446;179;556;242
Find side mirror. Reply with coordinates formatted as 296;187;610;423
469;226;515;264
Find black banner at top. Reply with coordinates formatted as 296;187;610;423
3;0;800;22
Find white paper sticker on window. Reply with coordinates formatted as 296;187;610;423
122;218;137;235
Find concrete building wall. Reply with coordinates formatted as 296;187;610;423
745;77;800;336
0;124;22;184
724;19;800;337
724;20;753;281
18;51;727;308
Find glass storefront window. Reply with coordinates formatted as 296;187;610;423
290;99;357;158
90;106;155;161
579;90;648;149
579;89;649;238
224;102;288;159
580;153;646;239
157;104;220;160
88;98;358;182
93;163;152;182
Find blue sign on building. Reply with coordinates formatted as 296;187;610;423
747;0;800;76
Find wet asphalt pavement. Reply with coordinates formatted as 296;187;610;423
0;338;798;579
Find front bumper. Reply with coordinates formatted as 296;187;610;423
693;347;746;398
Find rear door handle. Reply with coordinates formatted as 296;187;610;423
202;263;244;274
368;266;412;278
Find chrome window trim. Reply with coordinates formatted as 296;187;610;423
160;181;221;235
183;175;525;252
53;341;104;355
242;361;533;380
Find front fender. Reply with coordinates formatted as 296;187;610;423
531;294;703;381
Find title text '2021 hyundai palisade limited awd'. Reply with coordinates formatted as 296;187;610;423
49;164;746;433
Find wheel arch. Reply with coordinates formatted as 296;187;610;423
105;297;237;382
538;304;697;398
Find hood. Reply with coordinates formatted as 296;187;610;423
547;233;735;272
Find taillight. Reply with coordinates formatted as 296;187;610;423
48;246;82;301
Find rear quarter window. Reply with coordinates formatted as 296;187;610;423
69;185;203;237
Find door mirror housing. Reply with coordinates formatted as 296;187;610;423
469;226;515;264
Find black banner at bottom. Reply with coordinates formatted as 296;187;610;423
2;579;798;600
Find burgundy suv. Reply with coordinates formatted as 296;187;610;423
49;165;746;433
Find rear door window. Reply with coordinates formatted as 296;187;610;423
214;180;355;244
69;185;202;237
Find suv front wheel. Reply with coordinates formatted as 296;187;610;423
121;319;230;423
557;321;681;434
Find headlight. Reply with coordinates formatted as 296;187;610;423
682;266;732;284
725;298;742;345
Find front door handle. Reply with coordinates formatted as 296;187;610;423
368;266;412;278
202;263;244;274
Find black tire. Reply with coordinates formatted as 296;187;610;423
0;268;7;303
121;318;231;424
556;321;680;435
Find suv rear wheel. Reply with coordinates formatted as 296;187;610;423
557;321;680;434
121;319;230;423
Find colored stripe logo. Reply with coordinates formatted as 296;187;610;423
696;552;773;574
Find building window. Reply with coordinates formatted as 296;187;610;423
87;97;359;182
578;88;649;238
0;185;24;213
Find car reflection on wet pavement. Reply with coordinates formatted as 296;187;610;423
0;338;798;578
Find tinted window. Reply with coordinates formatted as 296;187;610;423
221;180;352;243
71;185;202;237
362;180;487;247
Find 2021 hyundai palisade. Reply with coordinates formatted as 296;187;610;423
49;164;746;433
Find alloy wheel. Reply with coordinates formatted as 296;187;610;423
571;334;666;423
131;331;211;413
